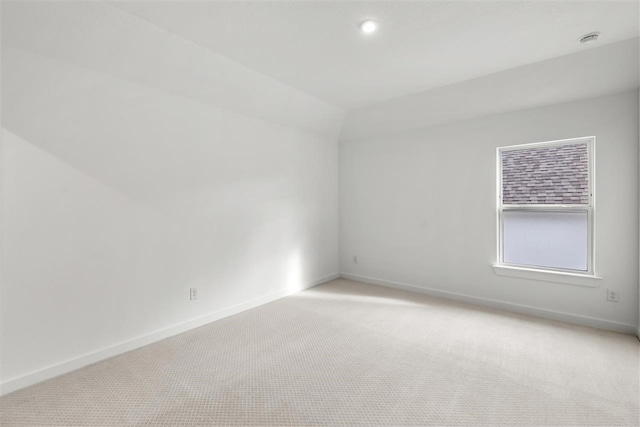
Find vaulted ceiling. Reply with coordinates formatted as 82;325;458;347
109;1;639;109
2;1;639;116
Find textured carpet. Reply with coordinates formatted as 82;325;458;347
1;279;638;426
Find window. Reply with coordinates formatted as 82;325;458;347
497;137;594;275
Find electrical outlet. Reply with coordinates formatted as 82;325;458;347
353;255;358;264
607;289;619;302
190;288;198;300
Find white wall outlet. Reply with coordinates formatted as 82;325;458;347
353;255;358;264
606;289;619;302
190;288;198;300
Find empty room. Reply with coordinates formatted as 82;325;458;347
1;0;639;425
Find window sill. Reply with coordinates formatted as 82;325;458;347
492;264;601;287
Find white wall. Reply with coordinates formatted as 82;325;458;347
2;0;638;396
340;90;639;332
0;4;344;393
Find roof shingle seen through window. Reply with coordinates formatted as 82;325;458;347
501;143;589;205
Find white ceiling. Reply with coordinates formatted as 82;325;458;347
341;38;639;140
1;1;346;139
108;0;640;109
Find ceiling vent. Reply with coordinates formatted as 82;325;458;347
579;32;600;45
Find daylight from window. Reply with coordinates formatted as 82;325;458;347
498;138;593;273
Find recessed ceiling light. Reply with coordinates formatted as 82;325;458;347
579;32;600;45
360;20;378;34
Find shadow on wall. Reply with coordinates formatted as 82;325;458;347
3;47;326;208
1;127;325;383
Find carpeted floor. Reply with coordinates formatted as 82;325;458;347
1;278;639;426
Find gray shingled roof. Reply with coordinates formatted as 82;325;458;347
501;143;589;205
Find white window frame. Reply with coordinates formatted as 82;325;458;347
496;136;596;277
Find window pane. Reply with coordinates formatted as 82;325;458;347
502;210;588;271
502;143;589;205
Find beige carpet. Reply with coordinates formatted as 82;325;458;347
1;279;639;426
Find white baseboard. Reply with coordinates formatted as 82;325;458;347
0;272;339;397
340;272;638;335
